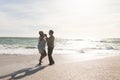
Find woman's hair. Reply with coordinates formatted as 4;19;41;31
39;31;44;37
39;31;43;34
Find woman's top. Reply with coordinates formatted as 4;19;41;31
38;37;46;49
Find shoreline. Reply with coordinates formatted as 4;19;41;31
0;54;120;80
0;53;115;67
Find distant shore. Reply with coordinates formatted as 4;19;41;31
0;54;120;80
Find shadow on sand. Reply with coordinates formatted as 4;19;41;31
0;65;48;80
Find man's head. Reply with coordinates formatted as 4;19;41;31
49;30;54;35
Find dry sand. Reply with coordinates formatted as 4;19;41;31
0;54;120;80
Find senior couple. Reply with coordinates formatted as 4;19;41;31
38;30;55;65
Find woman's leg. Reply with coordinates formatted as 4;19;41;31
39;50;46;65
39;54;43;65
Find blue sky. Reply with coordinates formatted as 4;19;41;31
0;0;120;38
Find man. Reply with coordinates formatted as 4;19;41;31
45;30;55;65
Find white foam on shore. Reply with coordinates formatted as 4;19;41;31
0;49;38;55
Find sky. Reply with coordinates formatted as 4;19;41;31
0;0;120;38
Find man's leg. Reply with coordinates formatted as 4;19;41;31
48;47;54;65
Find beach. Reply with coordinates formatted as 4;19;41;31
0;0;120;79
0;54;120;80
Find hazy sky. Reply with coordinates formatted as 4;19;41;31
0;0;120;38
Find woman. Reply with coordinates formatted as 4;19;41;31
38;31;47;65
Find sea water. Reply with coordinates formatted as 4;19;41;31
0;37;120;55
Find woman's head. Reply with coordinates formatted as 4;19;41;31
39;31;44;37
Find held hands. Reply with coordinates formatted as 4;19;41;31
44;34;47;37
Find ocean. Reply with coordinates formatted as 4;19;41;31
0;37;120;55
